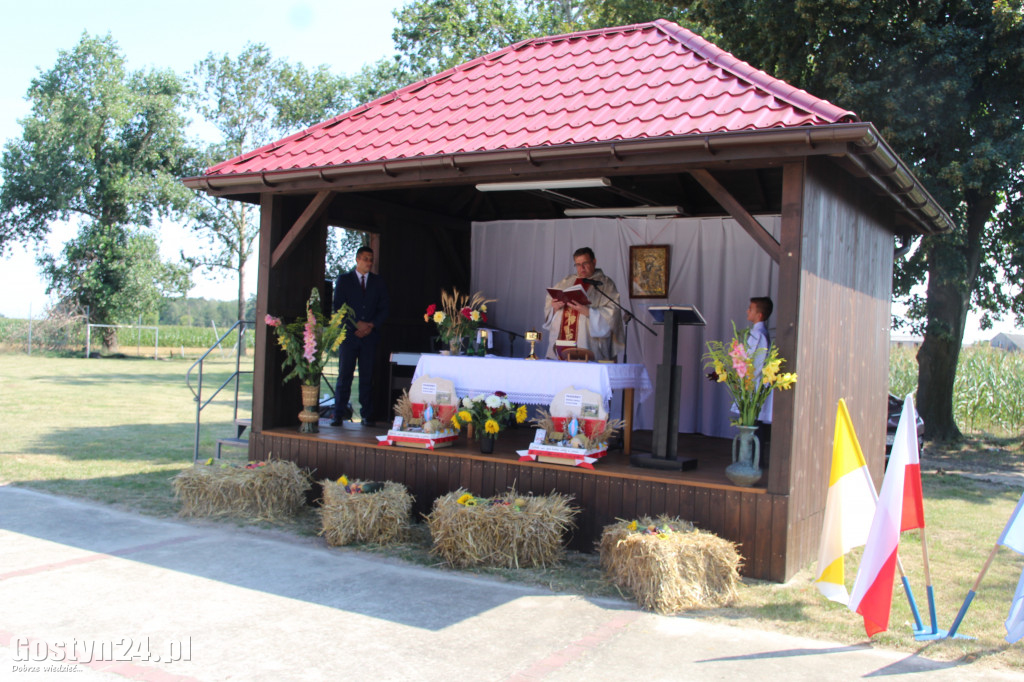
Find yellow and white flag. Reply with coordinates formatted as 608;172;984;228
815;399;878;604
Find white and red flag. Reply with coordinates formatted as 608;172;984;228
848;393;923;636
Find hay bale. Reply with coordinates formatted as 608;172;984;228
319;478;413;546
172;460;311;521
599;516;742;614
425;488;577;568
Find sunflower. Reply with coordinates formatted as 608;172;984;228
484;418;500;435
457;493;474;506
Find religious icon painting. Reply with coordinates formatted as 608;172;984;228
629;244;670;299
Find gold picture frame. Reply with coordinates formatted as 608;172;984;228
629;245;670;299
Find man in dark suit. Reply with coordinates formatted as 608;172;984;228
331;246;389;426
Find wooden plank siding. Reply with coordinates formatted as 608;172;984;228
251;431;788;580
781;157;894;578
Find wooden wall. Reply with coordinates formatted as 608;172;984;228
781;157;894;577
252;433;790;581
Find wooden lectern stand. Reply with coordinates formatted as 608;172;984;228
630;305;705;471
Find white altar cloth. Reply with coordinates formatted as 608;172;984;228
412;355;652;407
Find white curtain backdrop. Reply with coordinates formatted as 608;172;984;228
471;216;780;439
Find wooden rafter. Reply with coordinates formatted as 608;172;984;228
271;190;335;268
689;168;781;263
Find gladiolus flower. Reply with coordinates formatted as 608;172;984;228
516;405;527;423
265;314;282;327
303;314;317;362
485;419;500;434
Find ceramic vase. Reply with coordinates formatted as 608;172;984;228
725;424;761;486
479;435;496;454
298;384;320;434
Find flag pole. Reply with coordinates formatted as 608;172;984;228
913;525;948;639
896;554;924;632
946;542;1000;639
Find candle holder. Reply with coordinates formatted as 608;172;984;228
525;329;542;360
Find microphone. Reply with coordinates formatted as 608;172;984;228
581;278;602;287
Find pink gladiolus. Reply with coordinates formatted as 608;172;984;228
265;314;282;327
303;310;317;362
728;339;746;361
733;358;748;377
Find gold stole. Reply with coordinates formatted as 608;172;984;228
557;279;590;344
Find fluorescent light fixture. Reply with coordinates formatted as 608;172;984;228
475;178;611;192
564;206;683;217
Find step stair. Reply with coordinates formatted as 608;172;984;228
215;437;249;459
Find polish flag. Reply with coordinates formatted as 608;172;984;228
848;393;923;636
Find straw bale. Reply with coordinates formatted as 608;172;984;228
319;479;413;546
425;488;577;569
172;459;311;521
599;516;742;614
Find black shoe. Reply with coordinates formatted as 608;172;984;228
329;418;343;427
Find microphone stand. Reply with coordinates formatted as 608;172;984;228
486;326;521;357
583;281;656;451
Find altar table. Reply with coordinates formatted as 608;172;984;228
412;355;652;454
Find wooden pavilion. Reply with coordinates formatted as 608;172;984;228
183;20;951;581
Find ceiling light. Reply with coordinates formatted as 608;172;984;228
475;178;611;192
564;206;683;217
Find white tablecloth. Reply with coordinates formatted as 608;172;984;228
412;355;652;406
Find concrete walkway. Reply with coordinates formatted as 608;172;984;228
1;485;1020;682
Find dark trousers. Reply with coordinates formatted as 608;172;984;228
756;420;772;469
336;335;377;421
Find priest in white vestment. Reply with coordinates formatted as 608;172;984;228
542;247;625;362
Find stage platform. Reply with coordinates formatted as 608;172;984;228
251;422;785;579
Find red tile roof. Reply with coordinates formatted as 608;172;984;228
203;19;858;178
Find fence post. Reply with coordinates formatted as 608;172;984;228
27;304;32;356
86;323;91;358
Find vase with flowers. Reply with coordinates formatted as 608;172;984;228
703;323;797;486
424;288;495;355
266;288;353;433
452;391;528;453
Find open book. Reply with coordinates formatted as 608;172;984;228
546;284;590;307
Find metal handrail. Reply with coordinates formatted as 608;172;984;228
187;320;255;461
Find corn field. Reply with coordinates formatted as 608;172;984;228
890;345;1024;437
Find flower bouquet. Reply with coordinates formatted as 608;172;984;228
424;288;494;354
455;392;527;440
266;288;353;432
702;323;797;426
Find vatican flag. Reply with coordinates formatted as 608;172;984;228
815;399;878;605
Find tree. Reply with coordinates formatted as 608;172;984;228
187;44;354;323
41;224;190;351
0;33;195;350
667;0;1024;440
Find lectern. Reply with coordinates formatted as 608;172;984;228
630;305;705;471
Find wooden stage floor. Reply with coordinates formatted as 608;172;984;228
263;421;762;493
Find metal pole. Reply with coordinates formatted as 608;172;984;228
27;304;32;356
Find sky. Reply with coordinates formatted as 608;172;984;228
0;1;1019;342
0;0;407;318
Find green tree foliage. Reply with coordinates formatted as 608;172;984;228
0;33;195;351
187;44;354;322
389;0;689;82
41;223;190;351
668;0;1024;440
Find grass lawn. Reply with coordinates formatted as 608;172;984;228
2;354;1024;670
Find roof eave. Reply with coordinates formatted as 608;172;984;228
182;123;952;236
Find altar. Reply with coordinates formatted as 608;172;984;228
412;355;653;454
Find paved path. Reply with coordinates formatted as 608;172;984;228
1;485;1021;682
